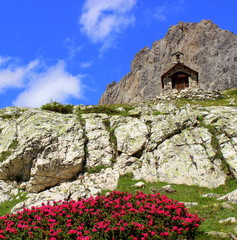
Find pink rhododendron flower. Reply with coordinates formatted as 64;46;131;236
0;191;202;239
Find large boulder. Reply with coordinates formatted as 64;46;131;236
134;127;226;188
0;108;85;193
84;113;114;168
203;107;237;178
114;119;149;156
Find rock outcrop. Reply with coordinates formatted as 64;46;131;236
1;100;237;210
156;88;222;100
99;20;237;104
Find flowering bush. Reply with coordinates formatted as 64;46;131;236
0;191;202;239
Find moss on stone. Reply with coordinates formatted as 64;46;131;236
197;116;231;175
103;119;118;159
0;139;19;162
9;139;19;149
87;164;109;174
153;111;162;116
0;151;11;162
110;158;117;164
0;114;21;120
76;104;134;116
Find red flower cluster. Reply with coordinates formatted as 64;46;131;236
0;191;202;239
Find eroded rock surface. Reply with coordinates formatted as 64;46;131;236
84;113;114;168
0;108;85;193
11;168;119;213
0;101;237;210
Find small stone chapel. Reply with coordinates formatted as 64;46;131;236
161;52;199;91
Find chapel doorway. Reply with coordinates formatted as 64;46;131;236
171;72;189;91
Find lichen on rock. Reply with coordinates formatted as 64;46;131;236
0;100;237;211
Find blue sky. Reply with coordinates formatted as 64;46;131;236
0;0;236;108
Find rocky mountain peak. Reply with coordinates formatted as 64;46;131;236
99;20;237;105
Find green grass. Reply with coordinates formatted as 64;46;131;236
9;139;19;149
76;103;134;116
87;164;110;174
76;88;237;117
153;110;162;115
2;175;237;239
0;114;21;119
0;192;28;216
110;158;117;164
38;88;237;118
0;151;12;162
101;173;237;239
102;119;118;159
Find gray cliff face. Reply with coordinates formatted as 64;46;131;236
1;101;237;210
99;20;237;104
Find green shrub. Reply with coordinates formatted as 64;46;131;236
77;105;120;115
76;104;134;116
41;101;73;114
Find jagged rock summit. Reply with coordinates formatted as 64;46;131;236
99;20;237;105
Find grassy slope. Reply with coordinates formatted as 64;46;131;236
173;88;237;108
0;192;28;216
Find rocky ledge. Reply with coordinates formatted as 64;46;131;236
157;88;222;100
1;98;237;210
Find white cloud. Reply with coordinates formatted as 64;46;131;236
0;56;11;66
64;38;83;60
147;0;185;23
79;0;137;45
153;4;167;22
0;58;39;92
0;56;84;108
13;61;83;108
80;61;93;68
